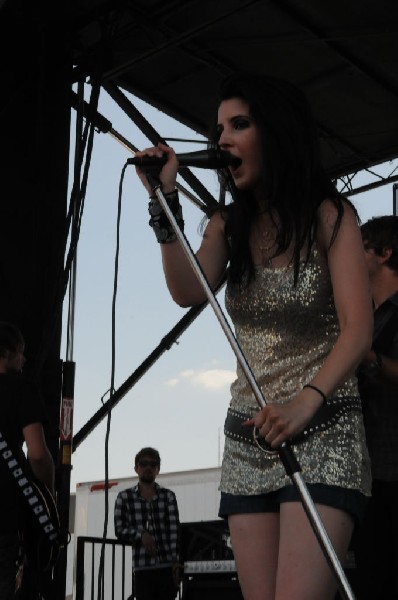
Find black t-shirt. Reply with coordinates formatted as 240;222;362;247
357;293;398;480
0;372;47;533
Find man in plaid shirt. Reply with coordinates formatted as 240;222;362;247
114;447;181;600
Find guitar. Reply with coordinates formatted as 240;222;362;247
23;473;61;572
0;431;61;572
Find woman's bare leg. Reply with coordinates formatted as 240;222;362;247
228;512;280;600
275;502;354;600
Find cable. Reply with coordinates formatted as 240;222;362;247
96;159;128;600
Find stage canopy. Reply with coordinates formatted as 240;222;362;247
63;0;398;184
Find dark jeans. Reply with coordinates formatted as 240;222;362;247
134;567;178;600
0;532;20;600
353;479;398;599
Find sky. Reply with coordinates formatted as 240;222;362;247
65;85;397;492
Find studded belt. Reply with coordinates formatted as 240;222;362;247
224;396;362;453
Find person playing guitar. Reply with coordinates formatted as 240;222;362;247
0;322;56;599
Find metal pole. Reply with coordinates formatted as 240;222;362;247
151;180;355;600
53;360;75;599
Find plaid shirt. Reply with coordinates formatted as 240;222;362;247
114;483;180;569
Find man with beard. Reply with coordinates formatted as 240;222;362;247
114;447;180;600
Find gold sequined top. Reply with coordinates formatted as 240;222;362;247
220;248;371;496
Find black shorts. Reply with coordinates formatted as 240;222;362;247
219;483;368;525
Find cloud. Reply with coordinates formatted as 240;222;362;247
166;368;235;391
165;378;179;387
180;369;195;378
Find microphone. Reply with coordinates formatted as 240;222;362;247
127;149;241;169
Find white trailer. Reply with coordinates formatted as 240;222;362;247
67;466;224;598
75;465;222;537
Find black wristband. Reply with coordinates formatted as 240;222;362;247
303;384;327;404
148;190;184;243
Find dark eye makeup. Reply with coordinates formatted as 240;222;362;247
232;117;251;129
216;115;252;140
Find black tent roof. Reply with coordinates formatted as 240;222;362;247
4;0;398;182
64;0;398;181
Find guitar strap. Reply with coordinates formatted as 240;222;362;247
0;430;59;545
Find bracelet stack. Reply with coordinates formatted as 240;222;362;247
148;190;184;244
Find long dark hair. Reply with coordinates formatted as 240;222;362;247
207;73;352;286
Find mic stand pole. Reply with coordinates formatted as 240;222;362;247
149;177;355;600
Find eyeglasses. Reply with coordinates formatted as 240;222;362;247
137;460;159;468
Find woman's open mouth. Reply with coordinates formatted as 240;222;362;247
229;155;241;175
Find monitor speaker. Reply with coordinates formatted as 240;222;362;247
182;576;243;600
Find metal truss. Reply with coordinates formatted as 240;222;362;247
334;159;398;197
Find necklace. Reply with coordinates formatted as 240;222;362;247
256;222;276;266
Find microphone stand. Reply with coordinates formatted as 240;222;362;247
147;174;355;600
